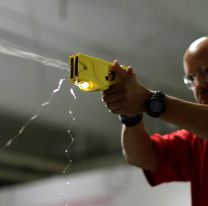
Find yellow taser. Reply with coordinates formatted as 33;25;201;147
69;53;128;92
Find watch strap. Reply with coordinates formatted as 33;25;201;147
119;114;143;127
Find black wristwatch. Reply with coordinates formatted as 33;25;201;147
146;91;166;118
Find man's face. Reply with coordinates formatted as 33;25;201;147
184;50;208;104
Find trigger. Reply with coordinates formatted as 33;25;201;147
105;71;115;81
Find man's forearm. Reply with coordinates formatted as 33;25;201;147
161;96;208;139
121;121;156;171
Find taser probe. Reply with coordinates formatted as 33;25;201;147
69;53;128;92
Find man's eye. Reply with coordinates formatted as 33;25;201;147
187;75;194;81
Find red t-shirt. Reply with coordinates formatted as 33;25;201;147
143;130;208;206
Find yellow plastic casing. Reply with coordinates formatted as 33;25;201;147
69;53;128;92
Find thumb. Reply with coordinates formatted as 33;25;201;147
111;60;128;79
127;66;136;79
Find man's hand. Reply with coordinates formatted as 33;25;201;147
101;61;152;116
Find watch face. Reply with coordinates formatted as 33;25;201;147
150;100;163;113
146;91;165;118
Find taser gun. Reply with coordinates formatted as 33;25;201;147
69;53;128;92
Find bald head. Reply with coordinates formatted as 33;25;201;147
187;37;208;53
184;37;208;69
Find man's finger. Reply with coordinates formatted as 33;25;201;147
103;82;124;95
111;60;128;79
102;92;125;104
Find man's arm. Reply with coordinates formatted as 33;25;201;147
102;61;208;171
161;96;208;139
121;121;157;171
102;61;157;170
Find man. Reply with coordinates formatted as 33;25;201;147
102;37;208;206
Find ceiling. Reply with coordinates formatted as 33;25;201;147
0;0;207;187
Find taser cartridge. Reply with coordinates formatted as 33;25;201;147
69;53;128;92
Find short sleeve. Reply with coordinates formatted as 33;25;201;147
143;130;195;186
